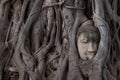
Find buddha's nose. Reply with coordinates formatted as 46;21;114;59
88;42;97;54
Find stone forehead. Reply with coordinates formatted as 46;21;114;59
77;20;100;38
77;20;99;35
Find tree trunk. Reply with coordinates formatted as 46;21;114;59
0;0;120;80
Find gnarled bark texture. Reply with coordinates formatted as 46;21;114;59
0;0;119;80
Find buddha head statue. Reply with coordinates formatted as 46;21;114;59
77;20;100;60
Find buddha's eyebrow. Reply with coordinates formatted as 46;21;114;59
80;38;87;40
80;36;88;39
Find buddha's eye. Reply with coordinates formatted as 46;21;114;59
93;39;100;43
80;38;88;43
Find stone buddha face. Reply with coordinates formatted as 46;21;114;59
77;20;100;60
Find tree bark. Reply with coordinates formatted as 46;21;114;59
0;0;119;80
